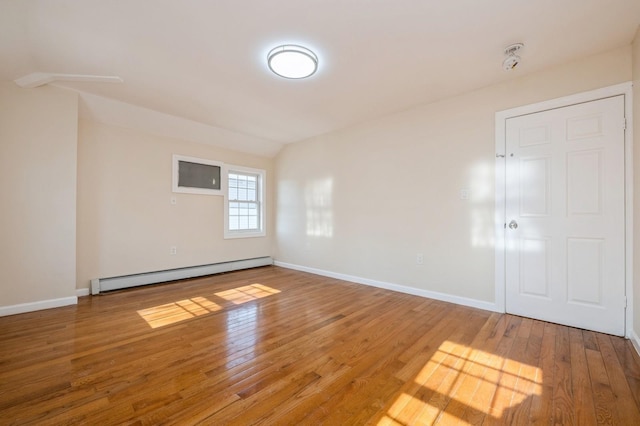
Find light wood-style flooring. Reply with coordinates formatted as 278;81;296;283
1;266;640;425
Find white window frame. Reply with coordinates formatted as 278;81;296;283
172;154;224;196
224;165;266;239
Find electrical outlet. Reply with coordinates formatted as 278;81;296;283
170;196;177;205
416;253;424;265
170;246;177;255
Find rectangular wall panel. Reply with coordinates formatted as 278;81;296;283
519;237;551;298
519;125;550;147
567;150;602;216
567;238;603;306
520;157;551;217
566;114;603;141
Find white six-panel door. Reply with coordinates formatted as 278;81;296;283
505;95;625;336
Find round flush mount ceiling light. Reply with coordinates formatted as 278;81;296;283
267;45;318;79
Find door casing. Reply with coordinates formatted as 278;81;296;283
494;82;634;337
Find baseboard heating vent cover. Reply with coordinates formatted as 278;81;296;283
90;257;273;295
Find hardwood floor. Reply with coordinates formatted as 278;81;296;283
2;266;640;425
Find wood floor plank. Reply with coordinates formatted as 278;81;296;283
367;307;485;425
458;314;513;425
1;266;640;424
479;315;524;425
507;319;544;425
430;313;502;423
595;333;640;422
528;322;559;425
406;311;487;424
551;324;576;425
585;346;621;425
568;327;597;424
610;337;640;409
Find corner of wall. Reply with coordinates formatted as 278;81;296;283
632;24;640;341
0;83;78;313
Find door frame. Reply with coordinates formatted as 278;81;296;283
494;82;634;337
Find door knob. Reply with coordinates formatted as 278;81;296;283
508;220;518;230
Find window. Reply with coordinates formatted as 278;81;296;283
224;166;266;238
172;155;223;196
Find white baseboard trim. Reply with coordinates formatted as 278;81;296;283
274;261;501;313
630;330;640;358
76;288;90;297
0;296;78;317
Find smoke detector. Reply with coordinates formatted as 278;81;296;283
502;43;524;71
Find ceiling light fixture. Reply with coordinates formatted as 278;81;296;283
502;43;524;71
267;45;318;79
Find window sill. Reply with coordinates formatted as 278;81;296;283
224;230;266;239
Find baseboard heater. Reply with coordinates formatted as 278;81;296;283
90;256;273;295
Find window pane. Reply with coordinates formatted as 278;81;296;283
227;170;263;234
239;216;249;229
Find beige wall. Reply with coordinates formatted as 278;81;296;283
0;82;78;307
632;26;640;336
275;46;632;304
1;41;635;321
76;120;274;290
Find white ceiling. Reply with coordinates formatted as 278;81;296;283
1;0;639;156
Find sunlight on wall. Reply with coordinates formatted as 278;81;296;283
137;284;280;328
137;296;222;329
379;340;542;425
470;161;495;248
305;177;333;237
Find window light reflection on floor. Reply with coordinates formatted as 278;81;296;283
137;284;281;328
379;340;542;425
137;296;222;329
215;283;281;304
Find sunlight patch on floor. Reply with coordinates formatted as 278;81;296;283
380;340;542;425
137;296;222;328
137;284;280;328
215;283;281;304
